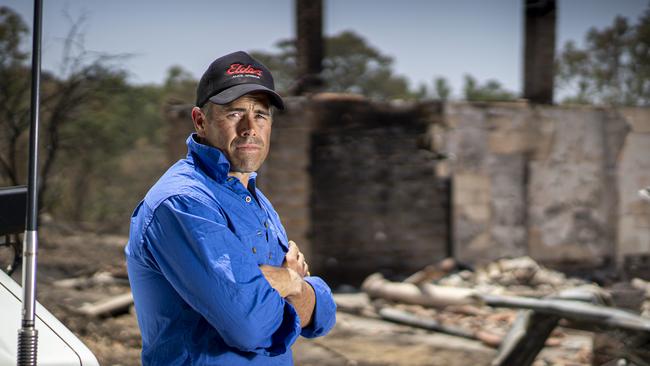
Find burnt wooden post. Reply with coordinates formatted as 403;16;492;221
523;0;556;104
295;0;323;95
492;311;560;366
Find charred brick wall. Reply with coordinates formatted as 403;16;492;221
306;98;449;286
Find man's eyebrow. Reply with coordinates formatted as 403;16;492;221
224;107;247;112
255;108;270;116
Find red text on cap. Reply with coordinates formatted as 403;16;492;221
227;64;263;77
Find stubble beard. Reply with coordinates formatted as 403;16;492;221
229;156;262;173
228;138;268;173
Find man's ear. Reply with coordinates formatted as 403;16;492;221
191;106;207;136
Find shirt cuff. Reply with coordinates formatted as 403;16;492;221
262;299;302;356
300;276;337;338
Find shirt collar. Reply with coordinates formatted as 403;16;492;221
186;133;258;185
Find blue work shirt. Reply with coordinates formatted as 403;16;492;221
125;134;336;365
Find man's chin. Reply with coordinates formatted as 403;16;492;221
230;162;262;173
230;154;265;172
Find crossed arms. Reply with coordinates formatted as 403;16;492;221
260;240;315;327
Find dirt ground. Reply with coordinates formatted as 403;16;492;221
7;224;594;366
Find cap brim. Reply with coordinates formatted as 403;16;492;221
208;84;285;110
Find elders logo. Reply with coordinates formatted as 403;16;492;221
226;63;263;77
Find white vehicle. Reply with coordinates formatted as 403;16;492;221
0;269;100;365
0;186;100;365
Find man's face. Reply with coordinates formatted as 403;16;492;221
198;93;272;173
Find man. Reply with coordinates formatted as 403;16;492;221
125;51;336;365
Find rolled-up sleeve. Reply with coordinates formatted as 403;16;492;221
301;276;337;338
144;194;301;355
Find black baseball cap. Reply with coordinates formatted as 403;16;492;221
196;51;284;110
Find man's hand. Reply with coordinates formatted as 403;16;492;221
259;265;303;298
283;240;309;277
259;240;316;327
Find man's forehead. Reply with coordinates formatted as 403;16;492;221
226;93;271;109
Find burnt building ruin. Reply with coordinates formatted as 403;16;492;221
166;97;650;286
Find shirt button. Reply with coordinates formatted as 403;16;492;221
245;196;252;203
264;221;269;228
252;247;257;254
268;253;272;259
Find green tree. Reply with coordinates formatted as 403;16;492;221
463;75;516;102
163;65;197;103
0;6;163;226
556;6;650;106
322;31;412;99
0;6;30;185
250;30;415;99
413;83;428;100
433;77;451;101
54;72;164;226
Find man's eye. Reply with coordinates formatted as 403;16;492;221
227;112;242;119
256;114;268;120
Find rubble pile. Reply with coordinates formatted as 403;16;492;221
354;256;650;366
438;256;588;297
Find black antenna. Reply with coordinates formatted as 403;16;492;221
18;0;43;364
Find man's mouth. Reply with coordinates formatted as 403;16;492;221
235;144;262;151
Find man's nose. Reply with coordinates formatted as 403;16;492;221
239;113;257;137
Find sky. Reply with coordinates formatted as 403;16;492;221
2;0;649;98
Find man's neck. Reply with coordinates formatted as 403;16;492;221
228;172;251;188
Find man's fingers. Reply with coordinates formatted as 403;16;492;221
283;240;310;277
286;240;298;260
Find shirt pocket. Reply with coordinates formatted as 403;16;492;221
238;229;270;266
267;220;289;251
264;223;288;267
